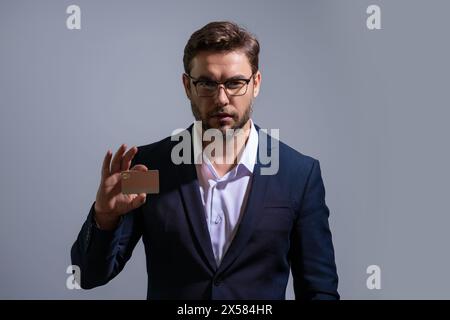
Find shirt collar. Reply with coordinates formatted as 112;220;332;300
192;119;259;179
237;119;258;174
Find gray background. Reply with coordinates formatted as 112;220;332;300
1;0;449;299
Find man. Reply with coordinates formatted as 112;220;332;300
71;21;339;300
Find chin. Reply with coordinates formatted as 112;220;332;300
207;118;234;130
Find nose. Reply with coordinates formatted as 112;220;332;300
215;84;229;107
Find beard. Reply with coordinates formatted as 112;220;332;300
190;100;253;136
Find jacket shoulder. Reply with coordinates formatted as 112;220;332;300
256;124;317;171
136;135;175;159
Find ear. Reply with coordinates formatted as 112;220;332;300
252;71;261;98
182;73;192;100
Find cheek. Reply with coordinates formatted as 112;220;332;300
235;97;252;113
194;99;211;115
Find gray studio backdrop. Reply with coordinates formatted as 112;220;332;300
1;0;449;299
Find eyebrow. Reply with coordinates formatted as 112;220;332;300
196;74;249;81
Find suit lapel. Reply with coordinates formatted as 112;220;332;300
217;160;269;274
176;125;217;272
175;124;274;274
217;126;272;274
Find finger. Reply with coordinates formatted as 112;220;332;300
130;164;148;172
101;149;112;178
138;192;146;200
130;193;147;210
121;146;138;171
111;144;127;174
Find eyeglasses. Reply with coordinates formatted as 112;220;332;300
185;73;255;97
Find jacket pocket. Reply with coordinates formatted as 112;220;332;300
256;201;294;232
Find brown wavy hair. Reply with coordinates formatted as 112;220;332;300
183;21;260;75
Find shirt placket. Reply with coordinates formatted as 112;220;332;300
209;179;226;265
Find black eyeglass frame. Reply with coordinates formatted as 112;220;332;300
185;72;256;97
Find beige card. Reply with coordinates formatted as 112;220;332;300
120;170;159;194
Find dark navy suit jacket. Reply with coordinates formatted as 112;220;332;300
71;124;339;300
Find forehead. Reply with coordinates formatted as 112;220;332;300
190;51;252;80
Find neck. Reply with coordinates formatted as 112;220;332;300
202;120;252;171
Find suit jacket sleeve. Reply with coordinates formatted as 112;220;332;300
290;159;340;300
70;159;144;289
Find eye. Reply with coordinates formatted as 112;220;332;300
226;80;246;89
197;81;217;89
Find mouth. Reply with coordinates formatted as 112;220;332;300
213;112;234;120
